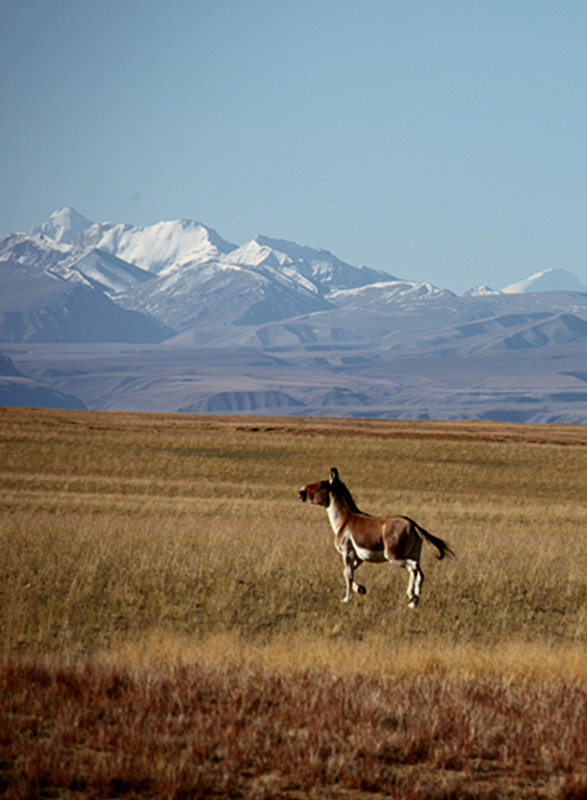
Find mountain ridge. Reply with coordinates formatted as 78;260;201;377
3;208;587;345
1;207;587;423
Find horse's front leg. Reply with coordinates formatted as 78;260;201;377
341;550;354;603
352;557;366;596
342;550;365;603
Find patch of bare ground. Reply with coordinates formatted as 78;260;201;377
1;656;586;800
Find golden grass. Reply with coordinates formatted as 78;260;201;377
1;406;586;685
105;630;587;687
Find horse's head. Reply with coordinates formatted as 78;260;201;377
298;468;341;507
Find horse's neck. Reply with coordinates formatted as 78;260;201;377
327;494;351;534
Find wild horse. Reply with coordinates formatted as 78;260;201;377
299;467;454;607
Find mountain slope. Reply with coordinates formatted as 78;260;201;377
0;350;86;408
114;259;332;330
0;234;171;343
395;309;587;356
502;268;587;294
0;374;87;409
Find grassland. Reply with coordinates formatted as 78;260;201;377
1;406;586;798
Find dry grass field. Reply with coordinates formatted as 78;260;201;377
1;406;586;798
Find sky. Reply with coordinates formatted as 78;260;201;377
1;0;587;294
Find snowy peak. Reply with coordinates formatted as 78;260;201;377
227;234;394;295
226;238;291;269
464;285;501;297
502;268;587;294
32;206;94;244
75;218;237;275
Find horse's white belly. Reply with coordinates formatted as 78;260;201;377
352;540;386;563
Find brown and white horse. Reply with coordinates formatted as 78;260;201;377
299;467;453;608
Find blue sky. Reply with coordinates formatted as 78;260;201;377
2;0;586;293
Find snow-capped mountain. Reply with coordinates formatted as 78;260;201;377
1;208;399;333
228;235;392;294
502;268;587;294
32;206;94;244
76;217;237;276
2;207;587;346
330;279;457;312
3;207;587;422
75;216;392;297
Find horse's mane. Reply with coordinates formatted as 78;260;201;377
330;468;365;514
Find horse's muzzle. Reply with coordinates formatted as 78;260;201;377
298;488;307;502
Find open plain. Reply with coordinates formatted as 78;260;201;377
1;407;586;798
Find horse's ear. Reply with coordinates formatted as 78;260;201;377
330;467;339;483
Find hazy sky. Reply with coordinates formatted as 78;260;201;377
2;0;586;293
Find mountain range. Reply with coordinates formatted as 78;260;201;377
1;206;587;423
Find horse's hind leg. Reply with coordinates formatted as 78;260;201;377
406;560;424;608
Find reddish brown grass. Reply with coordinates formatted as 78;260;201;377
2;656;585;800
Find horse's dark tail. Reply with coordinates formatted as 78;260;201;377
414;522;455;560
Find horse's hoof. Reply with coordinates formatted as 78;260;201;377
408;600;418;609
357;585;367;595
